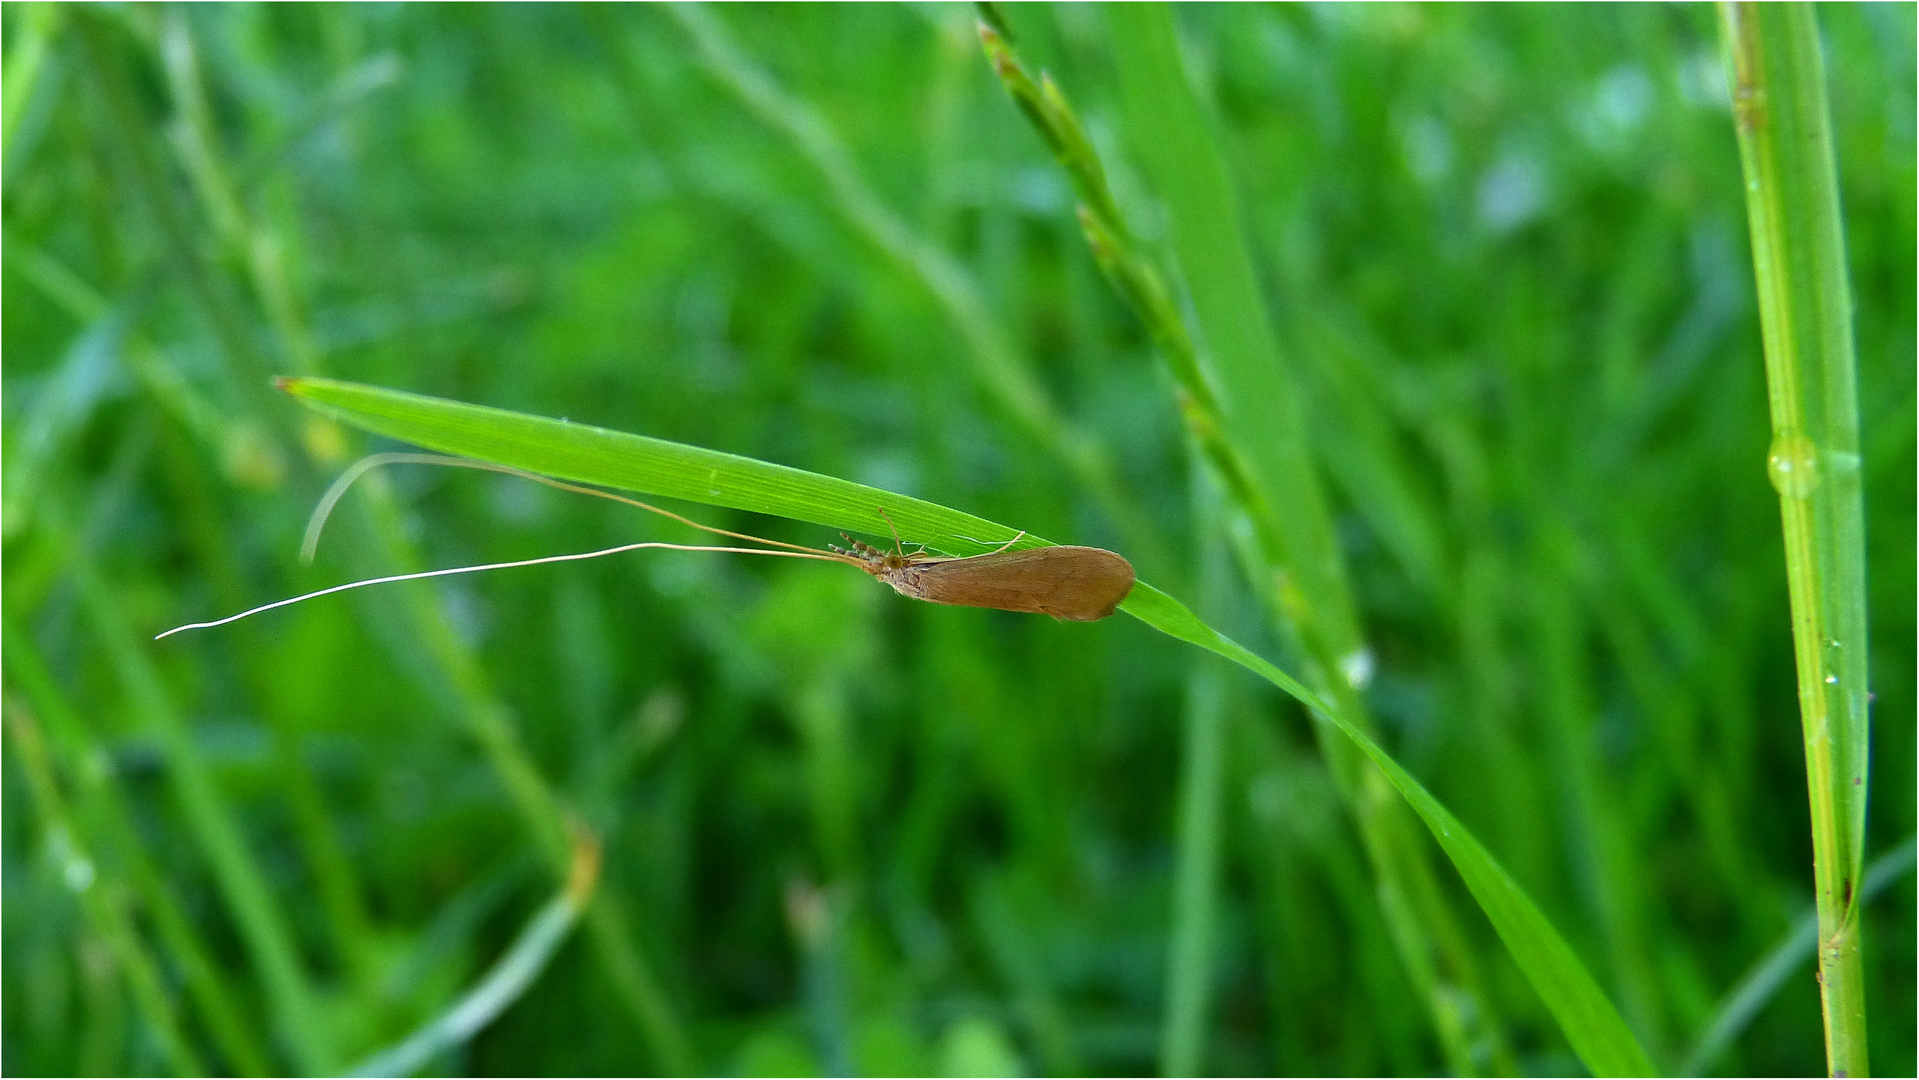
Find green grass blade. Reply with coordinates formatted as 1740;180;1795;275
1719;5;1873;1074
348;835;600;1078
280;377;1035;557
4;616;277;1076
347;895;579;1077
1;3;62;177
70;543;334;1074
1130;588;1659;1079
1159;488;1232;1078
4;694;208;1077
285;376;1657;1076
130;18;696;1066
1102;3;1361;661
1098;6;1510;1070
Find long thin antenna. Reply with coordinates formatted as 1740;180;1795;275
302;452;844;564
157;541;853;640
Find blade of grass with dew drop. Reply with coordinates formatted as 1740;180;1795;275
1719;5;1874;1074
283;375;1657;1076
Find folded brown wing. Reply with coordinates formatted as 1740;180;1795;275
912;546;1134;621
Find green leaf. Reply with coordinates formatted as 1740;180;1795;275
285;375;1657;1076
282;376;1029;559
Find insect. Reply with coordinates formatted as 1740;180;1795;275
833;532;1134;621
155;455;1134;639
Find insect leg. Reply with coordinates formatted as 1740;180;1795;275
877;507;907;558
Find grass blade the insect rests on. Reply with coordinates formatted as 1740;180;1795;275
280;375;1656;1076
158;450;1133;637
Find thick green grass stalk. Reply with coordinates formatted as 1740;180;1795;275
979;8;1511;1072
1684;839;1915;1076
1718;5;1873;1075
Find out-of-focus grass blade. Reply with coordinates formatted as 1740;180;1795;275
70;543;333;1074
4;616;276;1077
348;829;602;1078
1682;839;1915;1076
284;376;1656;1076
1;3;63;179
1102;3;1360;655
1159;479;1233;1077
1098;5;1649;1073
1089;9;1504;1072
1132;588;1659;1078
4;693;207;1077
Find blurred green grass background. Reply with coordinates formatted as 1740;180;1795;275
3;3;1912;1076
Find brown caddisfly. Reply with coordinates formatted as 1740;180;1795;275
830;534;1133;621
155;454;1134;640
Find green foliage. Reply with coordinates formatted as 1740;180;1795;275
3;4;1912;1077
282;375;1655;1073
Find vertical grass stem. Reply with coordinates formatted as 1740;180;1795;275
1719;5;1872;1074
